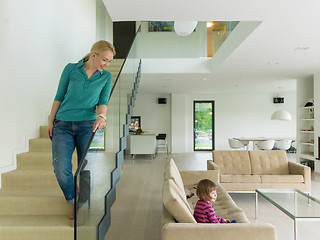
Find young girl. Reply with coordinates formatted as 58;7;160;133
193;179;236;223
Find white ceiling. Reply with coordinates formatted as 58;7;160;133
104;0;320;94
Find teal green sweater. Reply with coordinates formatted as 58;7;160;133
54;59;112;121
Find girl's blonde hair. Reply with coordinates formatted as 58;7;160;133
196;179;218;201
83;40;116;61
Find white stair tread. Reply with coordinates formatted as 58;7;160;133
0;188;62;197
0;215;72;226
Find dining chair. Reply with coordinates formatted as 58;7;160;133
274;140;292;151
228;138;248;150
239;140;249;149
290;141;297;153
256;139;275;150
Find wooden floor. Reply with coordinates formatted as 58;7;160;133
104;152;320;240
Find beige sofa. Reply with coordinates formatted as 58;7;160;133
207;150;311;192
162;159;277;240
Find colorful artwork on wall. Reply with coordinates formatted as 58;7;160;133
148;21;174;32
129;116;141;132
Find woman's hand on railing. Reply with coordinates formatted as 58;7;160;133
93;117;106;132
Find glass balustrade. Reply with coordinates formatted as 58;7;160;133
74;25;141;240
208;21;239;56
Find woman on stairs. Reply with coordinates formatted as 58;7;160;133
46;40;116;225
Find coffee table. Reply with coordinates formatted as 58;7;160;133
255;189;320;240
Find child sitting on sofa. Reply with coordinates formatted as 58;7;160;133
194;179;236;223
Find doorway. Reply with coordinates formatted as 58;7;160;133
193;101;215;151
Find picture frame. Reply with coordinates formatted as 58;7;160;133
129;116;141;132
148;21;174;32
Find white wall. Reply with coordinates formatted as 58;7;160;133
0;0;112;173
171;92;296;152
131;91;296;153
171;94;188;152
96;0;113;42
136;22;207;58
132;94;171;152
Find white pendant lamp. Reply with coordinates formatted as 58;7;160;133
174;21;198;36
271;110;292;121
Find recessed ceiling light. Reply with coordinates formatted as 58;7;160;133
202;78;208;81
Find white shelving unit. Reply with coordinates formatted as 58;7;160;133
298;106;315;165
297;74;320;172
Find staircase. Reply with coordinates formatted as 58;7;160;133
0;59;124;240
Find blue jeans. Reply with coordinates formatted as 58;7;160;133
52;120;95;204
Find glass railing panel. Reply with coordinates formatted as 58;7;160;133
210;21;239;56
75;25;141;239
119;34;140;138
137;21;207;58
137;21;239;58
75;79;121;240
118;61;134;138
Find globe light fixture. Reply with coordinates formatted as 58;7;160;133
174;21;198;36
271;110;292;121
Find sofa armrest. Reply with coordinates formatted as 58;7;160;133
288;161;311;192
207;160;220;171
207;160;221;182
179;170;219;186
162;223;276;240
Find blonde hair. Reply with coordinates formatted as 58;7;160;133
83;40;116;61
196;179;218;201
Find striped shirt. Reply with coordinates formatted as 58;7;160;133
193;200;227;223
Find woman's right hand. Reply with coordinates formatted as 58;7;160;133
47;101;62;141
47;122;54;141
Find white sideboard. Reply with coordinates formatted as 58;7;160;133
129;134;156;158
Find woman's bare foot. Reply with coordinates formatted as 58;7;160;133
68;204;74;219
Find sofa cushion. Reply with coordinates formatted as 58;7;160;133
162;179;196;223
213;188;243;215
218;211;250;223
219;182;307;192
164;159;186;195
221;175;261;183
212;150;252;175
249;150;289;175
261;175;304;183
